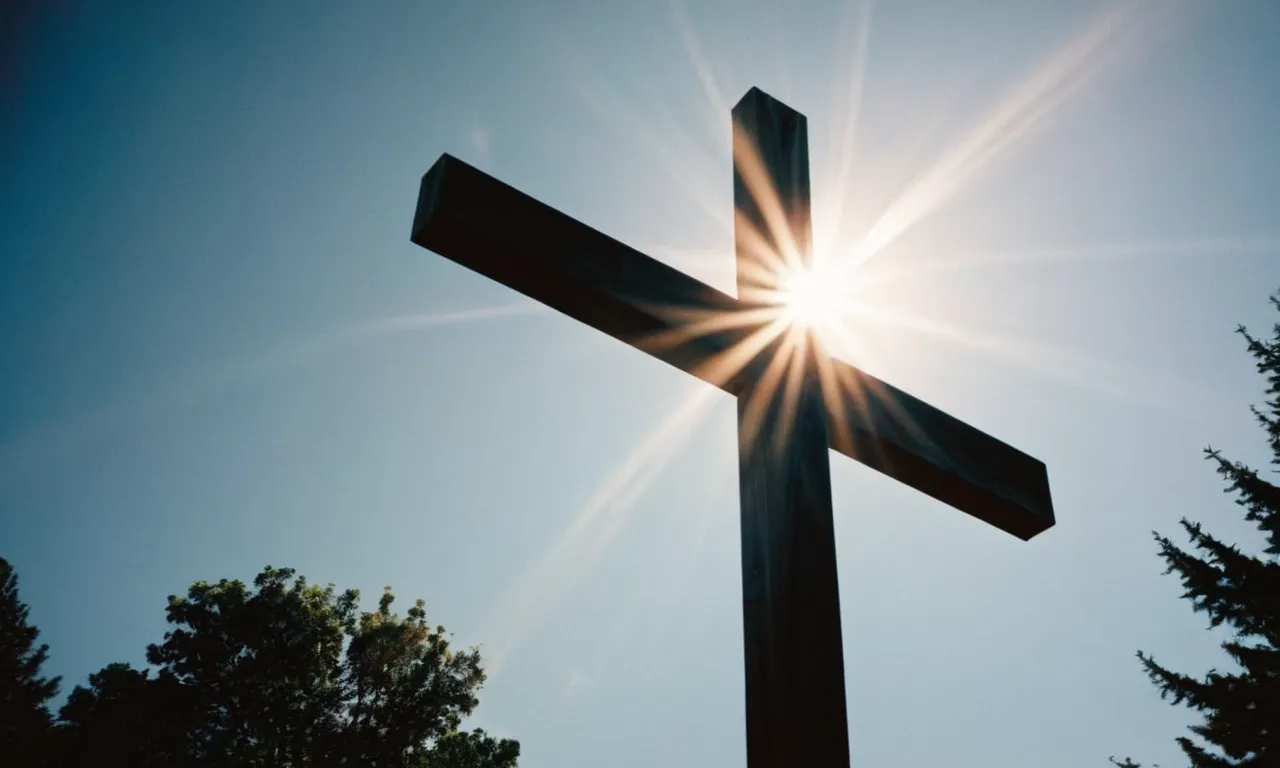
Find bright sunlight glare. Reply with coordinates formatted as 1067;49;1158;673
778;265;845;333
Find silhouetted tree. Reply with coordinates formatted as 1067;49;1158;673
0;556;59;765
1123;294;1280;766
45;564;517;766
56;662;195;766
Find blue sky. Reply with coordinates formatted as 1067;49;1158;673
3;1;1279;765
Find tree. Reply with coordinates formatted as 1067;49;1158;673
420;728;521;768
0;556;60;764
56;662;196;766
1126;295;1280;766
56;565;518;767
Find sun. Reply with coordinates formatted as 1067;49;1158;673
777;265;844;335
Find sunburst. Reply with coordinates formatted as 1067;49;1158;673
481;0;1182;676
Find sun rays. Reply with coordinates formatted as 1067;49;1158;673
565;0;1195;452
838;4;1170;277
477;0;1216;674
481;382;722;677
0;303;548;490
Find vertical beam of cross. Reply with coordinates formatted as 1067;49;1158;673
733;88;851;768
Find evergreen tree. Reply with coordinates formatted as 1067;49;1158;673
0;556;60;764
1130;295;1280;766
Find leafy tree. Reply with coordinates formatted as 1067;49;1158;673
1124;295;1280;766
56;565;518;767
0;556;60;764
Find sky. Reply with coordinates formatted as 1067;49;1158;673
2;1;1279;765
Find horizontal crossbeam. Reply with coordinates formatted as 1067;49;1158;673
411;153;1054;540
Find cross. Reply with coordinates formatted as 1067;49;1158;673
410;87;1054;767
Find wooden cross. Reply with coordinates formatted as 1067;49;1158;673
410;86;1054;767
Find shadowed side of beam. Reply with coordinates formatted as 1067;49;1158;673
412;153;744;389
732;86;813;295
826;361;1055;540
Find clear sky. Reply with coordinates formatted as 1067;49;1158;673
3;1;1279;766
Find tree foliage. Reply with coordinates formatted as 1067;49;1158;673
0;557;60;764
4;563;517;767
1124;295;1280;766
